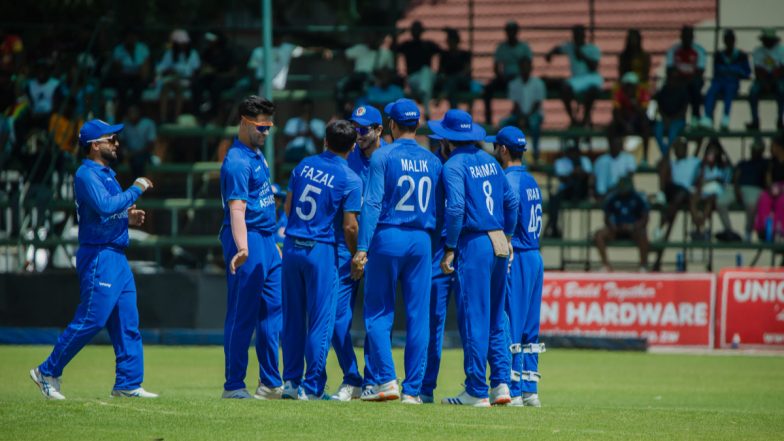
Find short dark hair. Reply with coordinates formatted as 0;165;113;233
325;120;357;154
508;148;524;161
393;120;418;134
238;95;275;119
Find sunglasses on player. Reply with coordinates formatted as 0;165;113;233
92;134;119;144
242;117;275;134
354;124;379;136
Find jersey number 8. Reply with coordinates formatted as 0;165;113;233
395;175;432;213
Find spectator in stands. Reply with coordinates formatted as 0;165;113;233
666;25;706;127
653;137;701;242
503;57;545;162
594;176;650;272
194;31;236;121
0;29;24;75
156;29;201;122
702;29;751;131
546;25;603;128
653;73;689;157
336;34;395;114
691;138;733;241
248;34;331;92
26;60;61;129
110;29;151;109
120;104;157;177
483;21;532;124
544;143;593;238
593;131;637;198
436;28;472;109
394;21;440;118
612;72;651;163
363;68;405;109
734;140;769;241
48;97;81;156
747;29;784;131
755;133;784;239
282;98;326;163
618;29;651;85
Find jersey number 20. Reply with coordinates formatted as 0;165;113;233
395;175;432;213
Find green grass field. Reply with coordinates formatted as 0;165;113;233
1;345;783;440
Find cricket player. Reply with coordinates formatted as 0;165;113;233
432;110;519;407
219;96;282;399
329;105;385;401
420;134;454;404
352;98;443;404
490;126;545;407
280;120;362;400
30;119;157;400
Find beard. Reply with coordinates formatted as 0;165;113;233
99;146;118;164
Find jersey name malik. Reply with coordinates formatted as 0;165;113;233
401;158;429;173
469;162;499;179
300;165;335;188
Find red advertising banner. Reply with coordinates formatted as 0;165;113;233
541;273;715;348
718;269;784;349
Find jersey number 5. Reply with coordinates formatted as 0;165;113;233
296;184;322;221
395;175;432;213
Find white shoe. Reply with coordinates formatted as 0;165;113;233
111;387;159;398
360;380;400;401
222;388;252;399
254;383;282;400
30;368;65;400
281;381;303;400
720;115;730;130
441;390;491;407
509;396;524;407
401;394;422;404
523;393;542;407
489;383;512;405
698;116;713;129
304;393;327;401
421;394;434;404
330;383;361;401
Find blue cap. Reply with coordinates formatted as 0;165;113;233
350;105;382;127
384;99;420;127
271;183;287;199
78;119;124;147
485;126;527;152
427;109;486;142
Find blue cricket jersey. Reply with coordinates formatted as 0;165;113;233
505;165;542;251
442;145;519;249
220;138;276;234
74;159;142;248
287;151;362;244
357;138;443;251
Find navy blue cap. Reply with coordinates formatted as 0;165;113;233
350;105;382;127
78;119;124;147
384;99;420;127
486;126;527;152
427;109;486;142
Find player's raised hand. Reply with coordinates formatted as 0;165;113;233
351;251;368;281
133;177;154;193
230;248;248;275
128;205;146;227
440;250;455;274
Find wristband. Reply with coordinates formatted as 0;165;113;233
134;178;150;191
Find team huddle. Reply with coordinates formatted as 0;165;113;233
28;95;545;409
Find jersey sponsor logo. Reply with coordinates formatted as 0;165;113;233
400;158;429;173
468;162;499;179
300;165;335;188
98;282;112;288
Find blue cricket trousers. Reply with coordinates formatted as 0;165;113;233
281;238;338;396
421;242;454;397
331;245;363;387
454;232;509;398
506;249;544;395
39;246;143;390
363;226;431;396
221;228;282;392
